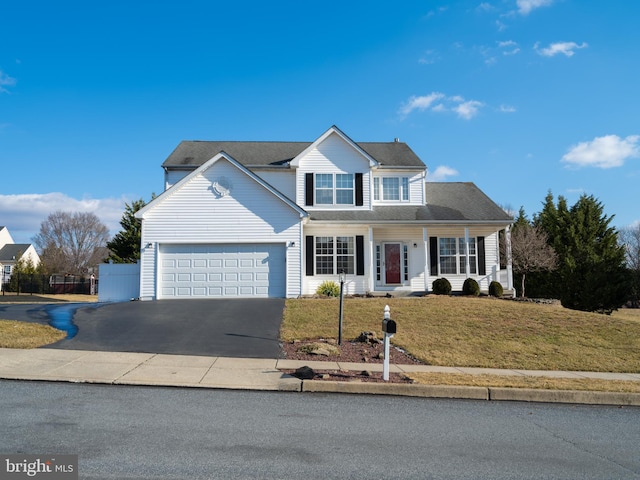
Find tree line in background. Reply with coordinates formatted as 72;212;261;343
509;192;639;314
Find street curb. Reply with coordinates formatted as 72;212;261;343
299;381;640;406
489;387;640;406
301;380;489;400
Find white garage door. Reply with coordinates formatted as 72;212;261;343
159;244;286;298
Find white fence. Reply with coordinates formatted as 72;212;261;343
98;263;140;302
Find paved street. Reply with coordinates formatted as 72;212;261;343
2;380;639;479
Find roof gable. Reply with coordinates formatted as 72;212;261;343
138;152;307;219
289;126;378;168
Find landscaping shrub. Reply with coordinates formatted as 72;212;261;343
462;278;480;296
316;280;340;297
432;278;452;295
489;280;504;298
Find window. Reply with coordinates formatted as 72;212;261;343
315;174;333;205
315;236;334;274
373;176;410;201
3;265;12;276
335;174;354;204
315;173;353;205
439;237;477;275
315;236;354;275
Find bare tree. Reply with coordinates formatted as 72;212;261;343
33;211;110;275
619;224;640;271
619;223;640;306
511;224;558;298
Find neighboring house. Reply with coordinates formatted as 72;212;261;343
0;226;41;289
136;126;513;300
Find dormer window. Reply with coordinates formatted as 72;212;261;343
374;176;410;201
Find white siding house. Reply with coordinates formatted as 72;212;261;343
0;226;41;290
137;126;513;300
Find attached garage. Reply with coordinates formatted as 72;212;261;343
159;244;286;299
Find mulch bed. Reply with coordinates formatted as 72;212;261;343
280;336;423;383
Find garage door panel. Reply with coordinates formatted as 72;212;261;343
160;243;285;298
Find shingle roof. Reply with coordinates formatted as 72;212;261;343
0;244;31;262
308;183;512;224
162;141;425;169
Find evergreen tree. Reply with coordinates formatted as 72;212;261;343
535;193;629;314
107;199;147;263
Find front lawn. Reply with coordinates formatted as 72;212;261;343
281;296;640;373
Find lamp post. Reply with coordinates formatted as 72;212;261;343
338;269;346;345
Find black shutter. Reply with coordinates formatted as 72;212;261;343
305;173;314;206
356;235;365;275
429;237;438;275
477;236;486;276
355;173;363;206
305;236;314;276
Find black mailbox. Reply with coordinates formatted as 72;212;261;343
382;319;397;335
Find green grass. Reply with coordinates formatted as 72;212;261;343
281;296;640;373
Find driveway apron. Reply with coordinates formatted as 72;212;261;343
42;299;286;358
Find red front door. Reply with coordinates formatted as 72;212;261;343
384;243;401;284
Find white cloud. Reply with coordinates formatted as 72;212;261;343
499;105;517;113
498;40;520;55
476;2;495;12
428;166;459;181
399;93;446;117
535;41;588;57
399;93;485;120
0;193;130;244
562;135;640;169
517;0;554;15
454;100;484;120
0;69;16;93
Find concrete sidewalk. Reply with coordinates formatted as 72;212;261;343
1;348;639;406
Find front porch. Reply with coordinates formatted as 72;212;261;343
301;224;513;297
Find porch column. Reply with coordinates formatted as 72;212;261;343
505;225;514;291
464;227;471;278
423;227;429;292
368;227;375;293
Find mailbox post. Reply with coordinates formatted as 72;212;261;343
381;305;397;381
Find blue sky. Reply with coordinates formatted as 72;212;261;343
1;0;638;244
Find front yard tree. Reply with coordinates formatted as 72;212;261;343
107;198;147;263
33;211;110;275
510;221;558;298
535;193;629;314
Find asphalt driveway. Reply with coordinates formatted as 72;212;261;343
0;299;286;358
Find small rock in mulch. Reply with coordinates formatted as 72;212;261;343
296;342;341;357
355;331;382;345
